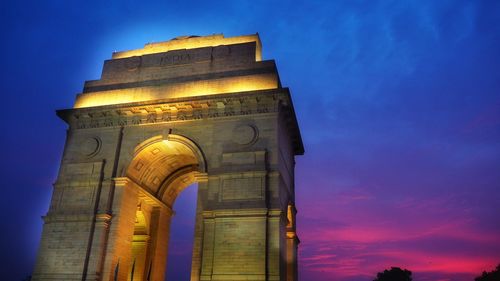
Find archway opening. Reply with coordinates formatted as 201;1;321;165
165;183;198;281
123;135;206;281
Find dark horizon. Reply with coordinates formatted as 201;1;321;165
1;1;499;281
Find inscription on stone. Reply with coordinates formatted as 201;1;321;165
159;53;191;66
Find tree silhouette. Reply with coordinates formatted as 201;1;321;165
373;267;412;281
475;264;500;281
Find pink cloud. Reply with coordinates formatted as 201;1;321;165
300;243;499;280
297;195;500;281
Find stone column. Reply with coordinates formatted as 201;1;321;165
83;213;112;281
129;234;149;281
191;179;208;281
200;209;269;281
200;212;216;281
100;177;139;281
286;204;299;281
267;210;283;281
146;205;172;281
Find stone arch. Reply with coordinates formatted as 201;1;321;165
125;134;207;207
130;134;207;173
115;134;208;281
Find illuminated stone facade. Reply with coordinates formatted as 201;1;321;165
33;34;303;281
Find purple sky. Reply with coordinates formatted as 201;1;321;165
1;1;499;280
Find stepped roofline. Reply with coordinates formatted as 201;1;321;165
112;33;262;61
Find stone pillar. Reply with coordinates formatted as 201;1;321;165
100;177;139;281
146;205;172;281
83;213;112;281
129;234;149;281
32;215;92;281
32;161;105;281
191;180;208;281
285;204;298;281
200;209;270;281
285;235;298;281
200;213;216;281
267;210;283;281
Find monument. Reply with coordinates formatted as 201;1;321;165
33;34;304;281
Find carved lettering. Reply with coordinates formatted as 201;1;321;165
159;53;191;66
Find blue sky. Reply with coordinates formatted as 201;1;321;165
0;1;499;280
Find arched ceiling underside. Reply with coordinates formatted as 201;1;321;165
126;138;201;207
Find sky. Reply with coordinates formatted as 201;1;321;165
0;0;499;280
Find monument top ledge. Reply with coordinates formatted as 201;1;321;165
112;33;262;61
74;33;275;109
58;32;304;154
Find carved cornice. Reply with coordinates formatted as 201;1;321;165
57;89;304;155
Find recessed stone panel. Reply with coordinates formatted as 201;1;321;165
58;162;102;184
221;176;264;201
60;186;95;210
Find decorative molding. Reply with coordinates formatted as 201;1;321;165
64;91;287;130
112;176;132;186
57;89;304;155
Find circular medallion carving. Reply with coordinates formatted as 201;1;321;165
81;137;101;158
233;125;258;145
